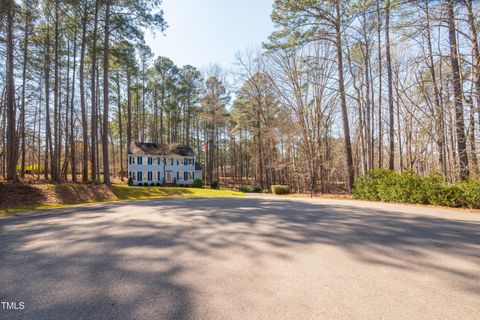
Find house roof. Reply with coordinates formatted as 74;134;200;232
128;142;195;156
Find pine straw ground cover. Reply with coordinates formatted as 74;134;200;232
0;183;243;216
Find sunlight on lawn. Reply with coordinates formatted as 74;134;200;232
111;185;244;200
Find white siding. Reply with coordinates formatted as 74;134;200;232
128;154;196;186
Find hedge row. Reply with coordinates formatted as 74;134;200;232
353;169;480;208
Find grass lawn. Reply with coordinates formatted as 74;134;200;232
110;185;244;200
0;202;100;217
0;185;244;216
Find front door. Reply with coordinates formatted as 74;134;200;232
165;171;173;183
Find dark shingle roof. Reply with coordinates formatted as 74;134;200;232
128;142;195;156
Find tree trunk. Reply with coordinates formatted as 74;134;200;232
385;0;395;170
376;0;383;168
117;71;124;181
52;0;60;182
127;73;132;149
335;0;354;192
20;9;31;178
70;26;78;182
91;0;99;182
425;0;446;177
45;22;54;181
103;1;111;185
79;6;89;182
447;0;469;180
5;2;17;181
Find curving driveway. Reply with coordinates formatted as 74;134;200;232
1;195;479;319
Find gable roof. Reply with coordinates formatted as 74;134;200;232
129;142;195;156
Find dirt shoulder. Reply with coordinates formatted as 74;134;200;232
246;193;480;216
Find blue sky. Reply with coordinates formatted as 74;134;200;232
145;0;275;69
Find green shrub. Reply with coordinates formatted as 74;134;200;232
210;181;220;189
354;169;480;209
396;171;427;203
353;169;426;203
353;168;394;201
192;178;203;188
462;179;480;208
424;172;448;205
238;186;248;192
238;185;263;193
128;177;133;186
271;185;289;195
428;183;464;207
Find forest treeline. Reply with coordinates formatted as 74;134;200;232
1;0;480;194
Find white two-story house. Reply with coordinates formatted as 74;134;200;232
127;142;203;186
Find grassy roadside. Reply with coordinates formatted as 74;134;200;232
0;184;244;217
110;185;244;200
0;201;104;217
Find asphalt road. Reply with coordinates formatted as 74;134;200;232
1;195;479;319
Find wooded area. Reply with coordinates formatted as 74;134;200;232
1;0;480;194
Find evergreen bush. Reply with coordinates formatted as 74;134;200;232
192;178;203;188
271;185;289;194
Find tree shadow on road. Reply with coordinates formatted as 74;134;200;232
1;197;479;318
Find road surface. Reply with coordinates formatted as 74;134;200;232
1;196;479;319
